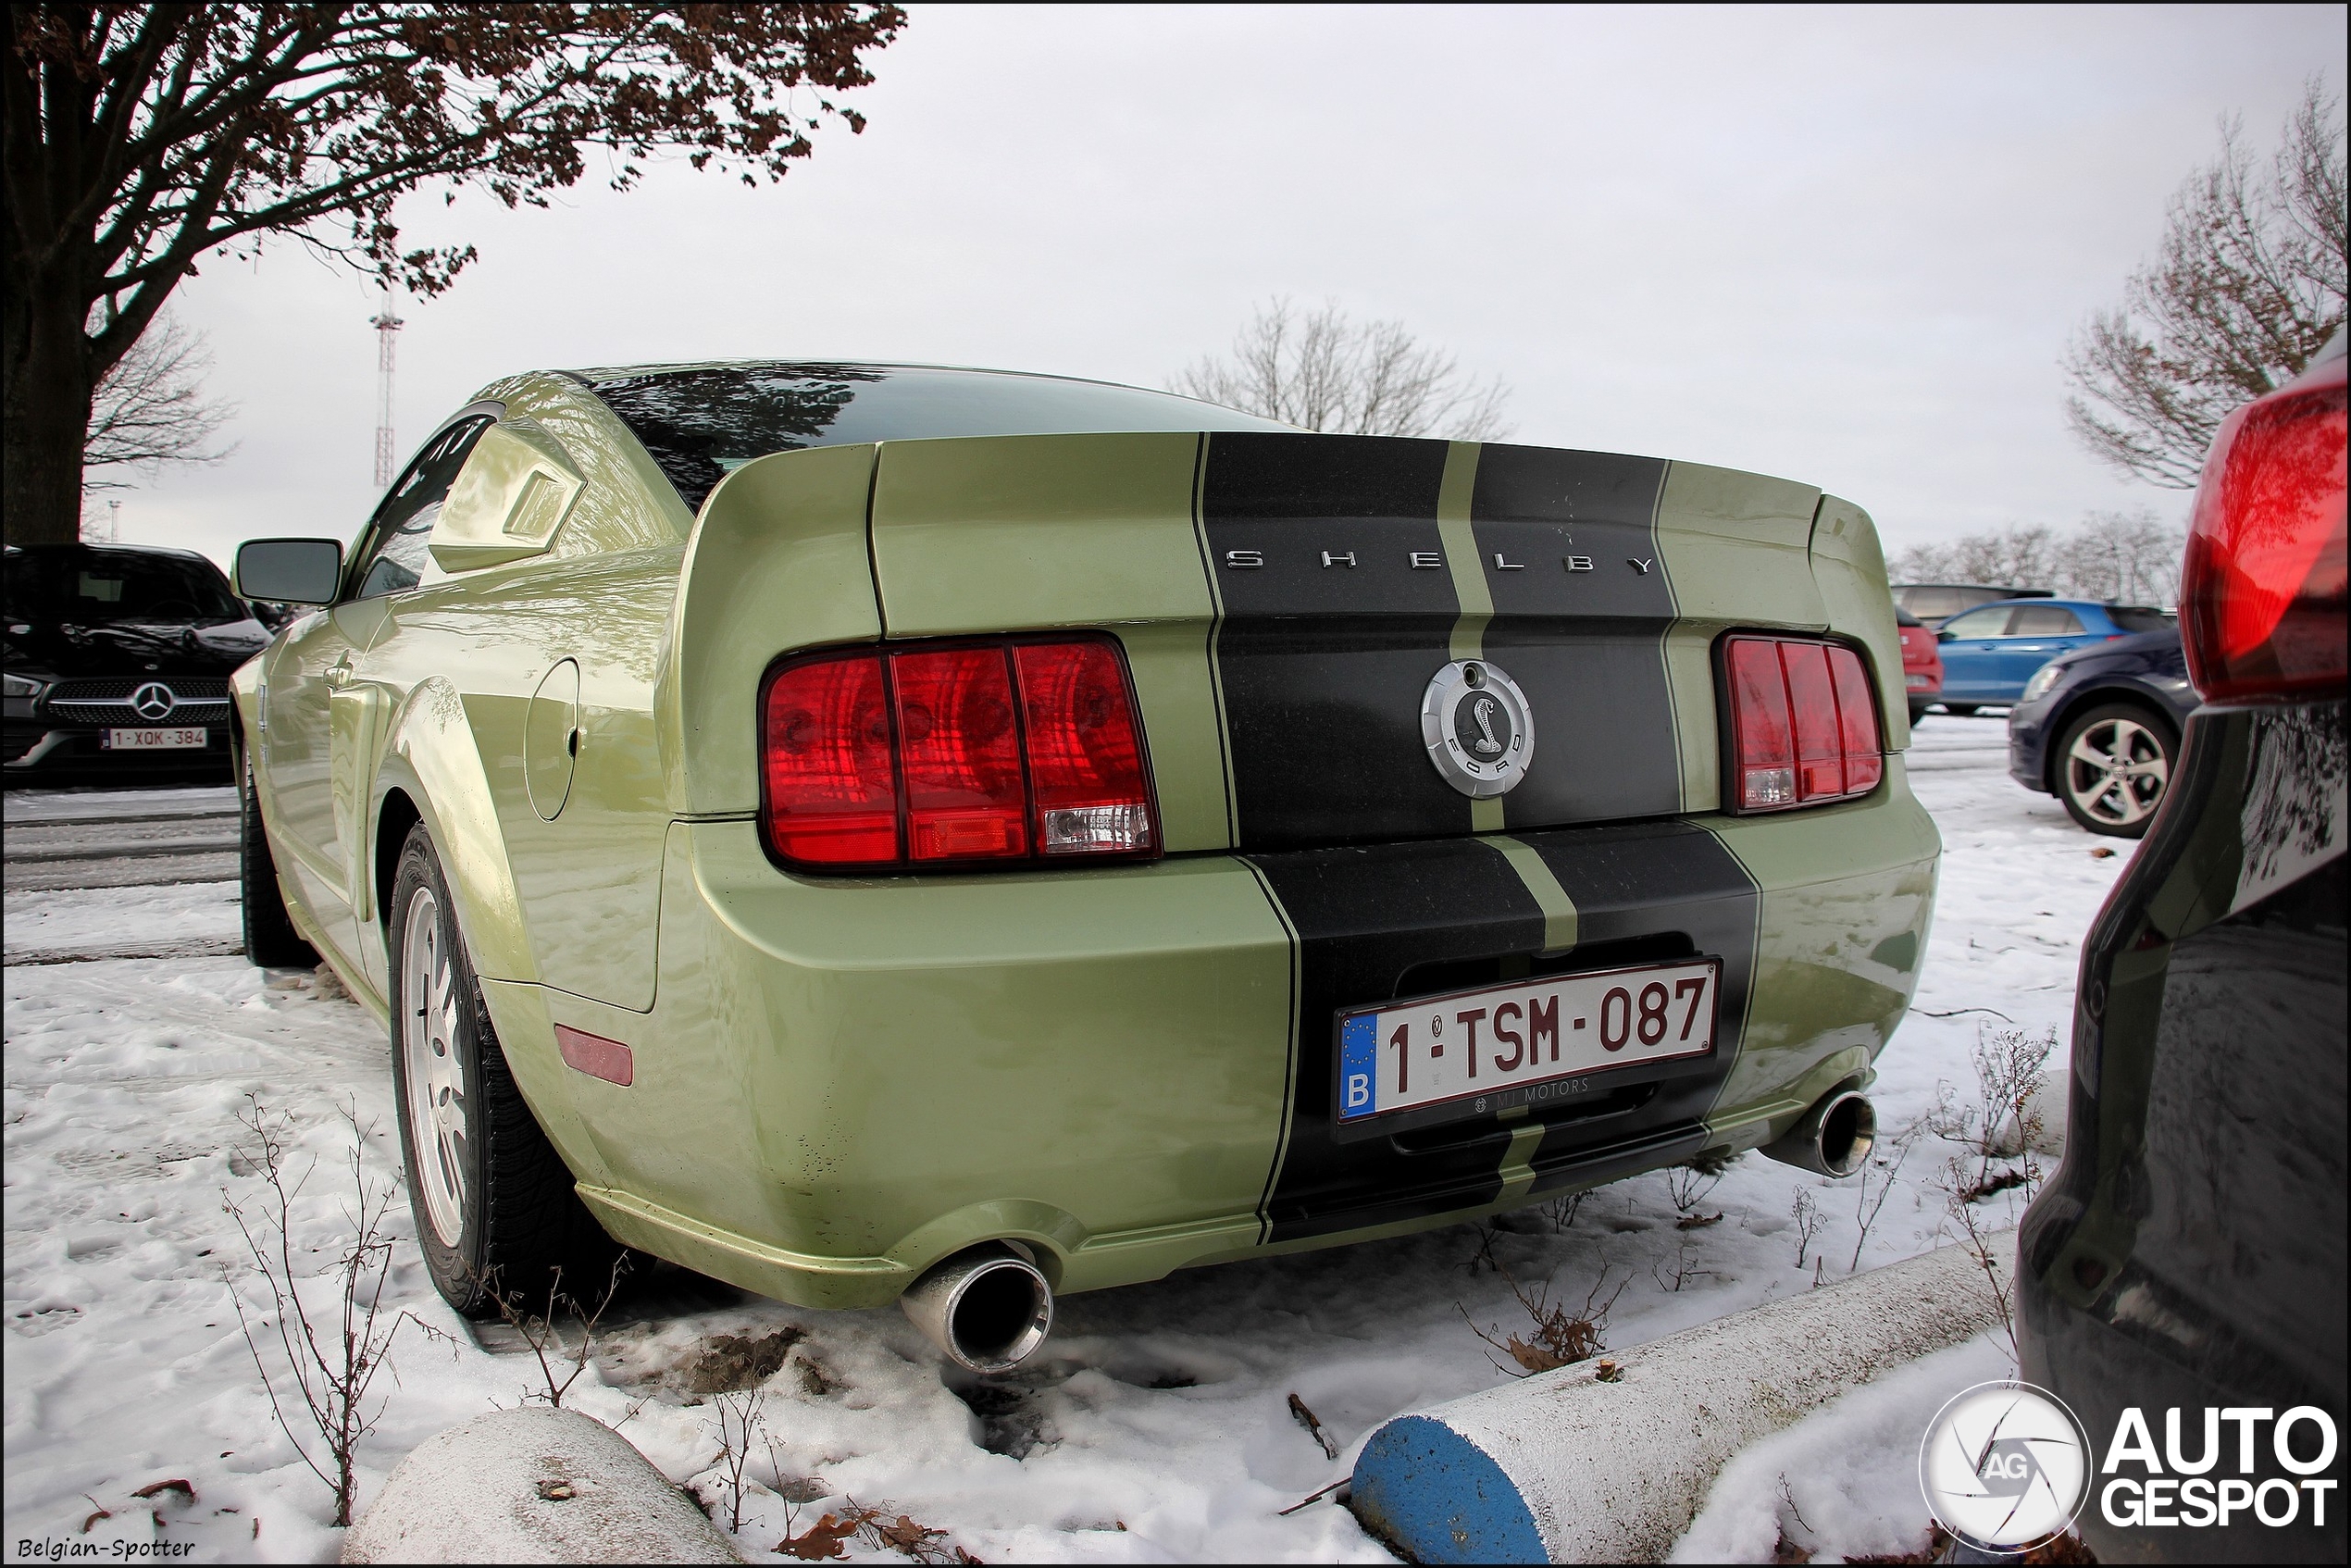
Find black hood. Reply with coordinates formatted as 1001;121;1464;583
5;617;267;678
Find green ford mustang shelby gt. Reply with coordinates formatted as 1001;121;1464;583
230;361;1937;1371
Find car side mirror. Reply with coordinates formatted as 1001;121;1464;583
234;538;342;604
1935;628;1955;642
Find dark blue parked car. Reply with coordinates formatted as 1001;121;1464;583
1931;597;2175;713
2007;627;2198;837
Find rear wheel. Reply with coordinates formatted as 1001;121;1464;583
388;824;621;1317
2055;703;2175;839
240;743;317;969
1908;702;1931;725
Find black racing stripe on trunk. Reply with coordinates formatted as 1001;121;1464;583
1202;433;1465;849
1248;838;1545;1240
1470;445;1682;828
1485;628;1683;827
1510;821;1760;1189
1469;444;1673;618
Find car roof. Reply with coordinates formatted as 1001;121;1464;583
1951;597;2171;615
4;541;214;563
1892;582;2056;597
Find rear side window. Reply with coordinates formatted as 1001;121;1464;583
2108;606;2176;633
587;362;1293;514
351;416;495;599
1940;606;2015;640
1898;588;1962;620
2010;605;2084;636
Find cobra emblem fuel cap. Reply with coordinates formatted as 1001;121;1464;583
1422;659;1535;797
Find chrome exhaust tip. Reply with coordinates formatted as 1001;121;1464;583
899;1244;1054;1375
1760;1088;1877;1178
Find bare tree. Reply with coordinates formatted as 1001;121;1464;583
2049;509;2185;606
2063;79;2347;489
1172;298;1515;441
1888;512;2185;605
5;5;906;546
81;313;236;488
1887;524;2061;591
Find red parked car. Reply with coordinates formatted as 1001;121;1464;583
1896;604;1943;722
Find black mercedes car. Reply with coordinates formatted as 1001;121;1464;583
4;543;268;780
2019;332;2345;1562
2007;625;2199;838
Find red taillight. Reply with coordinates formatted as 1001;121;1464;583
760;636;1158;872
896;646;1027;862
2180;355;2347;702
762;653;897;864
1722;634;1885;812
1014;641;1155;855
1829;646;1883;794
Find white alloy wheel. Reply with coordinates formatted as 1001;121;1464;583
401;884;469;1248
2063;714;2170;829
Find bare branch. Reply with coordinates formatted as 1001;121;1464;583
2063;79;2347;488
81;311;236;483
1172;297;1517;441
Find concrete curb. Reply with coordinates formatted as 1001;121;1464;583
1349;1234;2012;1563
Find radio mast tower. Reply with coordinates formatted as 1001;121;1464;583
369;296;404;487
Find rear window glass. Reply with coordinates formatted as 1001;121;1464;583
1898;588;1963;619
5;548;243;627
586;363;1295;513
1939;606;2015;640
2010;605;2084;636
2108;606;2176;634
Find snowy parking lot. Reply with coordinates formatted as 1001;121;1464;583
4;715;2131;1564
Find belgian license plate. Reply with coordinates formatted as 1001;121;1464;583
1337;958;1720;1123
102;727;207;751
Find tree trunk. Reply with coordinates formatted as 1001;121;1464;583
3;276;96;547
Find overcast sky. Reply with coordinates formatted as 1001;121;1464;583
107;3;2345;572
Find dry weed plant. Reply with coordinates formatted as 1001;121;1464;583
1462;1266;1627;1375
1789;1188;1824;1269
1917;1027;2057;1357
219;1097;449;1526
1847;1115;1931;1274
469;1254;633;1410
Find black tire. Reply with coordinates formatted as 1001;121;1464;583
240;742;318;969
1942;703;1980;716
1908;702;1931;725
388;824;621;1318
2053;703;2176;840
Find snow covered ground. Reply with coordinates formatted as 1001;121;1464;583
4;714;2130;1564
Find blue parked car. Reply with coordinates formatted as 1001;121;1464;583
1930;597;2175;713
2007;626;2197;837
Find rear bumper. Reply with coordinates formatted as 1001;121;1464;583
2018;698;2346;1562
508;769;1939;1309
2007;695;2057;791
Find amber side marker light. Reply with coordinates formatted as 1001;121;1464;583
1721;635;1885;813
760;635;1159;872
2180;350;2347;703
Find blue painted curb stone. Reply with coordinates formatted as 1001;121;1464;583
1350;1414;1547;1564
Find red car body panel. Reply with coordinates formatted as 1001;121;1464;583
1898;618;1943;698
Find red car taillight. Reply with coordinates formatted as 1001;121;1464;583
761;636;1158;872
2180;353;2347;703
1721;634;1885;813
